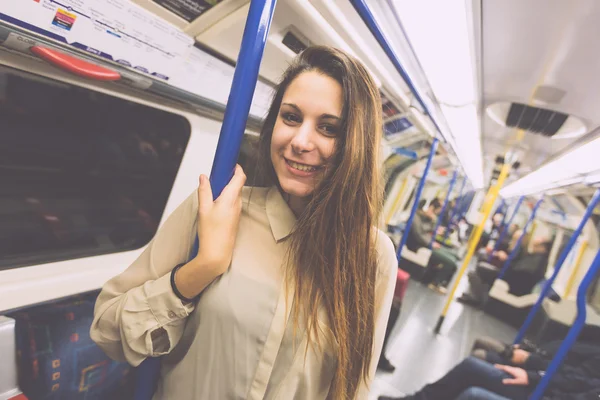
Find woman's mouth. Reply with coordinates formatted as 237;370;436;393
284;158;321;176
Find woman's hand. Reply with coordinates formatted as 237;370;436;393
195;164;246;275
175;165;246;299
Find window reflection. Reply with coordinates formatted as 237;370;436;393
0;66;190;270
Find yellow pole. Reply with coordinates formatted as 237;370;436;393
385;177;409;225
528;221;539;251
434;162;512;333
564;240;588;298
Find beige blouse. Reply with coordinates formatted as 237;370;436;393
90;186;397;399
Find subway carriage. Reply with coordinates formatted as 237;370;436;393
0;0;599;399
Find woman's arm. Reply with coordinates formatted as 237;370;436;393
90;167;246;366
90;191;200;366
356;230;398;398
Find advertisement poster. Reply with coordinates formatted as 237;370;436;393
153;0;223;22
0;0;194;79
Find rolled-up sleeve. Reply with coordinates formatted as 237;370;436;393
90;191;198;366
356;230;398;398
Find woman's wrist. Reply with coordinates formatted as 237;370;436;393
173;258;220;300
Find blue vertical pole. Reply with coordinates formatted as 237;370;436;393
443;177;466;242
529;248;600;400
396;139;439;260
514;189;600;344
429;170;458;248
494;200;506;221
496;197;543;281
457;191;473;221
488;196;525;262
133;1;277;399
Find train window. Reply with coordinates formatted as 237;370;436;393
0;65;190;270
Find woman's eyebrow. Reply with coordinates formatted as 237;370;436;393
282;102;340;120
282;102;301;112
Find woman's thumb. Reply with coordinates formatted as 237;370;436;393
198;175;214;214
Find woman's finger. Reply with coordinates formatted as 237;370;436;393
198;175;214;215
219;165;247;203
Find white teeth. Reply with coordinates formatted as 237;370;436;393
289;160;317;172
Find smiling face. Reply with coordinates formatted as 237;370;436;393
270;70;343;200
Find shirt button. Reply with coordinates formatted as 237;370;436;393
168;311;176;319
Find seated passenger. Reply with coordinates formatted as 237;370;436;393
405;199;437;252
459;237;550;307
503;238;551;296
379;338;600;400
482;223;519;259
404;199;459;293
458;229;525;307
479;212;504;251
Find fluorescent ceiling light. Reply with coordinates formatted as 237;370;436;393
391;0;483;189
500;137;600;198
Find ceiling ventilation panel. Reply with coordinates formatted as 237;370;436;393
505;102;568;137
486;101;586;140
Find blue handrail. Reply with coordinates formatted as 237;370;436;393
394;147;418;159
442;177;466;242
429;170;457;248
496;197;543;281
529;247;600;400
488;196;524;262
495;200;507;222
396;139;438;260
514;188;600;344
133;1;277;399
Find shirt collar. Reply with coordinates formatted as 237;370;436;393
266;186;297;242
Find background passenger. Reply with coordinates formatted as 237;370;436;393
91;46;397;400
379;337;600;400
459;229;524;307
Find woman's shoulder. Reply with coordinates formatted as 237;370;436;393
374;229;398;280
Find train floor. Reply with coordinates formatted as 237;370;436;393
369;274;517;399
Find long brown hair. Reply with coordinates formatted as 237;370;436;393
257;46;384;399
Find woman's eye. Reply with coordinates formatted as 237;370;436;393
282;113;301;124
320;124;338;136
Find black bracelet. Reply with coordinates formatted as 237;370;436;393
170;263;197;303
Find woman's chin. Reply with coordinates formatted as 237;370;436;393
279;179;314;199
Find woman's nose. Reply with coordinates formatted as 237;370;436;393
290;124;316;154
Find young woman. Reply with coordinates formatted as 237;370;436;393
91;46;397;400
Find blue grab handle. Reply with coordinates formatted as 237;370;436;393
396;138;438;260
496;197;543;281
514;188;600;344
489;196;524;262
429;170;458;248
529;247;600;400
443;177;466;242
133;1;277;399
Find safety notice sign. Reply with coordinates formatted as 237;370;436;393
153;0;223;22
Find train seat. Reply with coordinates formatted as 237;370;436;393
398;246;432;281
8;293;133;400
0;316;24;399
525;299;600;344
484;279;551;327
